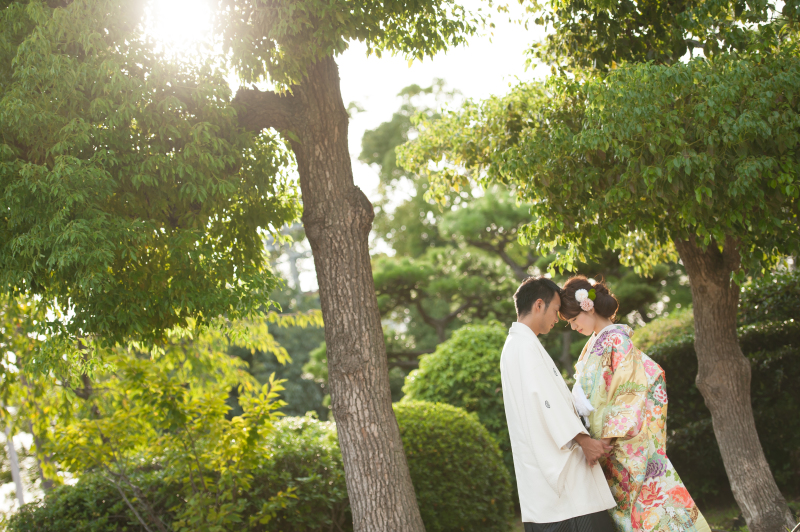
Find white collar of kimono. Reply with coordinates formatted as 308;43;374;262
510;321;540;342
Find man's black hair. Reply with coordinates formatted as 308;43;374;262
514;276;562;317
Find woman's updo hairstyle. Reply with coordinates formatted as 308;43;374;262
559;276;619;321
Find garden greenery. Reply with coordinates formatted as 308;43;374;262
399;52;800;276
8;401;514;532
0;1;300;356
649;318;800;500
394;401;513;532
402;325;513;483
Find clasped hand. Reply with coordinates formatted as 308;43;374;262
574;434;614;467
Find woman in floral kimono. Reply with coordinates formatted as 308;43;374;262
559;276;711;532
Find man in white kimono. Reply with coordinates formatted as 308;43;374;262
501;276;617;532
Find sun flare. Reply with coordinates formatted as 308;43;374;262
149;0;213;54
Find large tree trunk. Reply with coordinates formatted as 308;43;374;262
674;236;795;532
235;56;425;532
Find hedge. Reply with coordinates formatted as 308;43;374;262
401;324;513;487
395;401;513;532
648;319;800;501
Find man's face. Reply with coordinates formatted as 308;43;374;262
539;292;561;334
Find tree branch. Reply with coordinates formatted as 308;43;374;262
233;88;300;133
413;299;437;330
106;473;155;532
444;300;473;323
466;238;532;280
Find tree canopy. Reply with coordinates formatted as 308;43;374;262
531;0;796;71
400;52;800;276
364;82;690;364
0;1;300;350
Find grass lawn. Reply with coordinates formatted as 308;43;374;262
702;501;747;531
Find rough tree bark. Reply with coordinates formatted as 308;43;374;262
235;56;425;532
674;235;795;532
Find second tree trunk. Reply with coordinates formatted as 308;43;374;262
675;236;795;532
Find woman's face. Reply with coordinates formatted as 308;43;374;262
567;309;596;336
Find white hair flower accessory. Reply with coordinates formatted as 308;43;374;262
574;288;597;312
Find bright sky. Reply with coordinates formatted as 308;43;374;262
339;4;549;200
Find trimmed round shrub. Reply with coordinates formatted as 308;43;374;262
401;324;513;483
395;401;513;532
9;403;513;531
648;319;800;502
258;416;351;531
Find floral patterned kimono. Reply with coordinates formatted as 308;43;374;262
574;324;711;532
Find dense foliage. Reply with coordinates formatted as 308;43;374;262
0;1;300;350
0;287;324;532
247;416;351;532
400;52;800;276
739;269;800;325
649;319;800;501
364;84;691;365
373;249;516;344
231;287;328;418
635;307;695;353
7;472;180;532
8;402;513;532
7;416;348;532
635;269;800;353
531;0;793;72
395;401;513;532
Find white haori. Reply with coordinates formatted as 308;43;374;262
500;322;616;523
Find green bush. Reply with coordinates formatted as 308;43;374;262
395;401;513;532
739;269;800;325
6;473;179;532
648;320;800;502
9;403;513;532
259;416;351;531
401;324;512;483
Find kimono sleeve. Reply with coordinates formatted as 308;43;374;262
502;346;586;495
601;333;648;440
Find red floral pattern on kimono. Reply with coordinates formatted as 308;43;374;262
575;325;711;532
